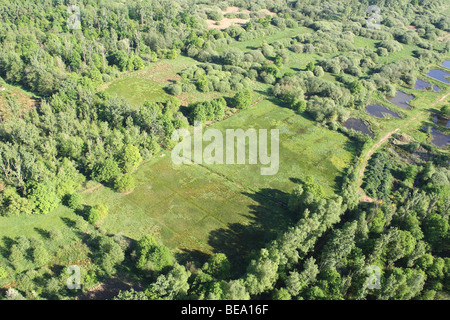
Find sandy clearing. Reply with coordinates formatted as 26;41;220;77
206;6;276;30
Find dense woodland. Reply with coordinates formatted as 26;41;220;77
0;0;448;300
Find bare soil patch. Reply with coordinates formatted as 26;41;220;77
76;276;143;300
206;6;276;30
207;17;250;30
437;32;450;42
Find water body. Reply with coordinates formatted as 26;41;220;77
366;104;401;119
424;127;450;148
389;90;414;109
433;115;450;128
442;60;450;69
426;69;450;84
414;79;441;92
343;118;374;138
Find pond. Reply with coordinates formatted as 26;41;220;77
442;60;450;69
426;69;450;84
433;115;450;128
424;127;450;148
343;118;374;138
366;104;401;119
414;79;441;92
388;90;414;109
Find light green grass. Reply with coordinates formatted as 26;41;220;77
0;98;356;261
79;98;355;257
216;26;313;53
104;76;171;107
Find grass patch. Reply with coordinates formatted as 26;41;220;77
104;76;171;107
74;98;355;262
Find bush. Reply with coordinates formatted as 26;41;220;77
0;265;8;279
120;144;142;173
92;158;121;184
231;90;252;109
168;83;182;96
67;193;83;210
136;234;173;272
114;174;135;193
88;203;109;224
32;246;50;266
27;181;59;215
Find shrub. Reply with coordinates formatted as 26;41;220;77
120;144;142;173
136;234;173;272
168;83;182;96
92;158;121;184
67;193;83;210
231;90;252;109
114;174;135;193
0;265;8;279
88;203;109;224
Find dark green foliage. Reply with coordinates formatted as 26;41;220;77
92;158;121;184
231;90;252;109
88;204;109;225
363;152;393;199
202;253;231;280
135;235;173;273
67;193;83;210
114;174;136;193
188;97;226;123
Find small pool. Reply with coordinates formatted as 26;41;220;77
442;60;450;69
426;69;450;84
433;115;450;128
424;127;450;148
366;104;401;119
389;90;414;110
414;79;441;92
343;118;374;138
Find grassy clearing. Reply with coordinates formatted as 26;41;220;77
216;26;313;53
0;83;38;118
0;97;355;267
102;55;200;107
202;98;355;198
78;98;354;260
0;77;354;260
103;76;172;107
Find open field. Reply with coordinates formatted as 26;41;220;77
0;97;355;270
82;98;354;260
103;76;171;107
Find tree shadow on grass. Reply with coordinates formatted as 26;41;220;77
60;217;77;228
0;236;15;258
34;227;50;239
182;188;294;277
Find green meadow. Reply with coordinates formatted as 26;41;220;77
74;99;354;259
0;97;356;266
104;76;172;107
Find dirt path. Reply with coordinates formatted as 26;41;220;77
358;91;450;202
431;92;450;107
